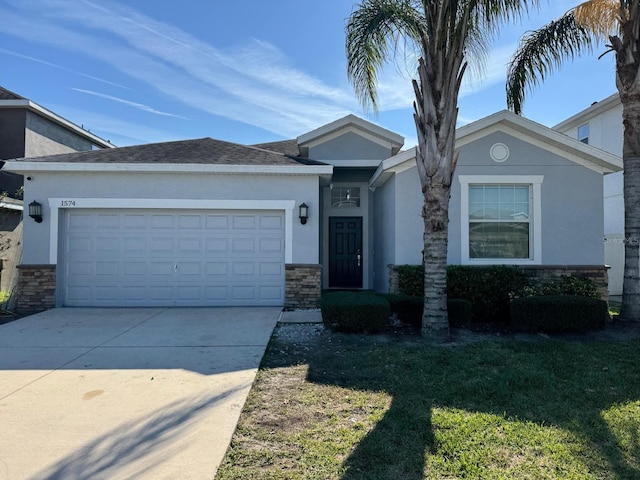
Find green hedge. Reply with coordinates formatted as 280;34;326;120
510;295;608;333
396;265;530;324
447;298;473;327
384;294;471;328
518;275;601;298
321;291;390;333
397;265;424;297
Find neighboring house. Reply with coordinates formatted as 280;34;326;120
2;111;621;313
552;94;624;295
0;86;114;293
0;86;114;197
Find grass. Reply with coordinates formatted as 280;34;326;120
215;325;640;479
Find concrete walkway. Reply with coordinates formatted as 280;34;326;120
0;307;279;480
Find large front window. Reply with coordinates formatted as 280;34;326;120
459;175;543;265
468;185;530;259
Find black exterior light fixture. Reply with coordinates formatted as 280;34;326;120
299;202;309;225
28;200;43;223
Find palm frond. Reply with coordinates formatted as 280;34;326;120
506;12;597;114
574;0;620;37
346;0;425;112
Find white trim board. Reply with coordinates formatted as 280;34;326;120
458;175;543;265
48;198;296;264
7;162;334;175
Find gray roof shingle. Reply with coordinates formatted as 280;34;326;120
9;137;307;166
252;139;300;156
0;87;25;100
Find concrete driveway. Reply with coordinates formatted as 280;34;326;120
0;307;280;480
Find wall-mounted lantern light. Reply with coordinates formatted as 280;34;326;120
28;200;43;223
299;202;309;225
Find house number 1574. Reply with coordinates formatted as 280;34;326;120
60;200;76;207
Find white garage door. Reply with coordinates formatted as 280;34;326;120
62;209;285;306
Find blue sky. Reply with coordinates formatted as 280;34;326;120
0;0;617;148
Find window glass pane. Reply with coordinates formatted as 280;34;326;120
578;123;589;144
484;186;499;202
499;185;514;203
514;186;529;202
331;187;360;208
469;186;484;203
513;202;529;219
469;202;484;219
469;222;530;259
483;203;500;220
499;203;517;220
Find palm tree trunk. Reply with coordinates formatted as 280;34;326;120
620;94;640;320
421;175;451;342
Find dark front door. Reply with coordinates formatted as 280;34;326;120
329;217;363;288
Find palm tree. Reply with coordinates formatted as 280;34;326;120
507;0;640;320
346;0;539;340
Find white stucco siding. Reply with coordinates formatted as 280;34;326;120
20;171;320;266
556;103;623;156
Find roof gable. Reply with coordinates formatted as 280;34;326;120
297;114;404;155
552;93;620;132
370;110;622;188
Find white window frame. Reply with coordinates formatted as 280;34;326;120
578;123;590;144
459;175;543;265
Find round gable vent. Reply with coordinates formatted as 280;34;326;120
490;143;510;163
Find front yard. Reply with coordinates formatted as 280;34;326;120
216;323;640;479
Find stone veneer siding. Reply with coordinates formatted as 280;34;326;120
14;264;56;314
388;264;609;301
285;264;322;309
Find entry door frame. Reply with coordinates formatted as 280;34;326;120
328;216;363;288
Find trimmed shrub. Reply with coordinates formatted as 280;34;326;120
447;265;530;324
397;265;424;297
518;275;601;299
447;298;472;327
321;291;390;333
510;295;608;333
385;295;472;328
385;294;423;326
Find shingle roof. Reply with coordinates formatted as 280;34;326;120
9;137;307;166
253;139;300;156
0;87;25;100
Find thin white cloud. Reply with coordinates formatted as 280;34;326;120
51;105;184;146
0;0;359;137
0;47;131;90
0;0;535;141
70;88;188;119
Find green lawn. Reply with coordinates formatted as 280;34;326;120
215;324;640;479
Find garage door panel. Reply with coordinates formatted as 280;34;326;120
260;262;283;276
205;215;229;229
124;214;147;228
96;214;120;228
232;238;256;253
260;215;283;229
63;209;285;306
67;236;92;253
124;238;146;253
151;215;174;228
95;262;118;276
260;286;283;300
233;215;256;229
